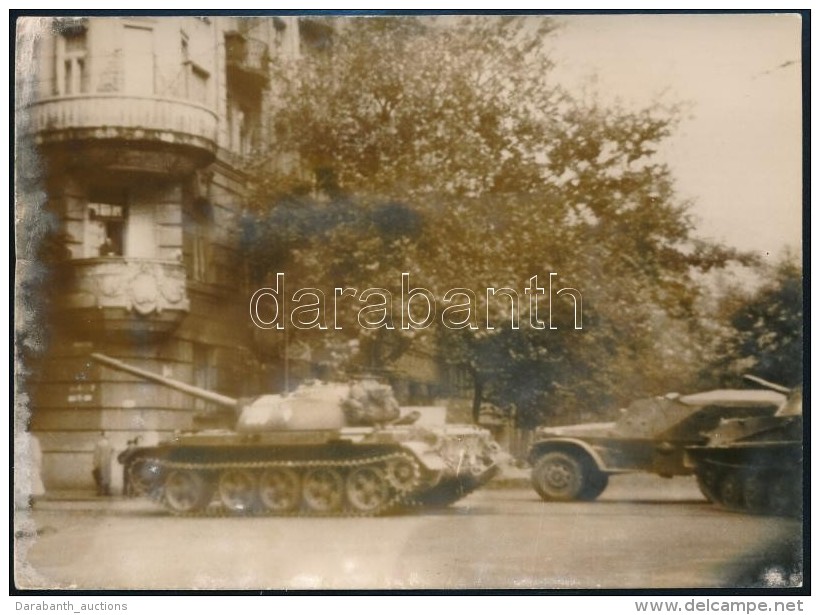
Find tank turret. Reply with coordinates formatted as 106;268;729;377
92;353;403;431
90;353;502;516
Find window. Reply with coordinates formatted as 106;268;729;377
183;200;213;283
298;18;334;54
192;229;210;282
225;38;264;156
226;100;243;152
123;25;154;95
181;32;210;105
185;63;209;105
237;16;265;36
85;187;127;258
192;343;217;412
226;90;261;155
56;30;88;95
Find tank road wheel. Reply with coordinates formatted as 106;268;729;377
742;473;768;514
719;471;744;510
163;470;212;514
128;459;163;496
217;469;258;514
302;468;344;513
695;466;720;503
385;456;421;492
258;468;301;513
346;467;390;513
531;451;585;501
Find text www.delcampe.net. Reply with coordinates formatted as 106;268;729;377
635;601;805;613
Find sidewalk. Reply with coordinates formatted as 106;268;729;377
22;491;158;514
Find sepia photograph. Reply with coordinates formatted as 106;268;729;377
11;10;806;595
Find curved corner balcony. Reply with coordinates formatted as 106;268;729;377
25;95;218;175
57;258;191;341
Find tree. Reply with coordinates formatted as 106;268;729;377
243;15;745;424
705;256;804;388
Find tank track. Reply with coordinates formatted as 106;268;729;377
131;451;430;517
694;458;801;517
403;465;500;509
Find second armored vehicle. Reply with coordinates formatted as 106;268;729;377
685;379;803;517
93;353;502;517
528;388;785;502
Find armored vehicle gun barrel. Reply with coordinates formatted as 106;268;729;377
91;353;238;409
742;374;791;394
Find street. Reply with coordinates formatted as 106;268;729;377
14;475;803;591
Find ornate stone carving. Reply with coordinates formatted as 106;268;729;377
63;258;190;334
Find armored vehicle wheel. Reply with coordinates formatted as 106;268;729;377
579;470;609;501
302;468;344;513
719;471;744;510
218;469;257;513
531;451;586;501
767;476;798;516
695;469;719;502
258;468;301;512
164;470;212;514
346;467;390;513
742;474;768;513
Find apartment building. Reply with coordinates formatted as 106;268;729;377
17;16;304;491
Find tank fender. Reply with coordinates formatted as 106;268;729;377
529;438;607;472
337;427;377;443
400;441;449;472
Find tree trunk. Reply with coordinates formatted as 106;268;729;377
471;372;484;424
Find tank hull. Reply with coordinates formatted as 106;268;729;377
124;426;502;516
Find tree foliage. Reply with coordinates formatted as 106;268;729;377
705;256;804;388
243;16;747;425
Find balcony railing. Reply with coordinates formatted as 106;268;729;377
25;94;218;166
60;258;190;338
225;32;270;86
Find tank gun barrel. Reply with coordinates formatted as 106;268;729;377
90;353;239;409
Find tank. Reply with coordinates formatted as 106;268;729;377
527;388;785;502
91;353;502;516
685;377;803;517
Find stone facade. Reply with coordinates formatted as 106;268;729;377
17;16;301;492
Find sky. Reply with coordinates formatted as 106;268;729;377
546;13;803;261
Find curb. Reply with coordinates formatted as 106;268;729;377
486;477;530;489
